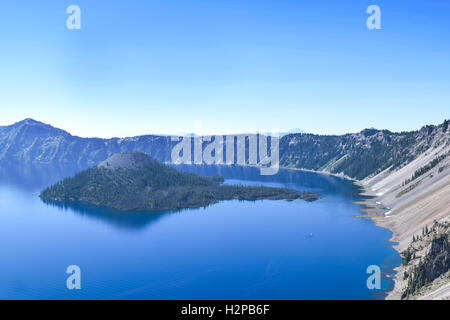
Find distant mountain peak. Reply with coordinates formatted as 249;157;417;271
280;128;306;136
7;118;72;138
15;118;45;126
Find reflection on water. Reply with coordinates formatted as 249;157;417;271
42;200;170;231
0;163;82;191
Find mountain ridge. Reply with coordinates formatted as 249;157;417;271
1;118;449;181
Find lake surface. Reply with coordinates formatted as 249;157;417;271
0;165;400;300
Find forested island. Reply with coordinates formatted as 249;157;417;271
40;153;320;211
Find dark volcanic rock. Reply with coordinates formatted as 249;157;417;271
402;232;450;299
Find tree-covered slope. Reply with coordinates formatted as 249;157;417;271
40;153;318;211
280;121;449;180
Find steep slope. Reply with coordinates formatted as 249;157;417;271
280;121;449;180
395;220;450;300
280;121;450;300
361;134;450;300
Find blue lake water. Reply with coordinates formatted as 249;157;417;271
0;165;400;300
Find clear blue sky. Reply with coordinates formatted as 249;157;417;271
0;0;449;137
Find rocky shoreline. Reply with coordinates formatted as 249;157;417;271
358;144;450;300
288;141;450;300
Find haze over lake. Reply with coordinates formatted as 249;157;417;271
0;165;400;299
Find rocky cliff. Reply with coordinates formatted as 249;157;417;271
399;221;449;299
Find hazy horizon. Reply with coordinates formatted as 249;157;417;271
1;1;449;138
2;117;448;139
